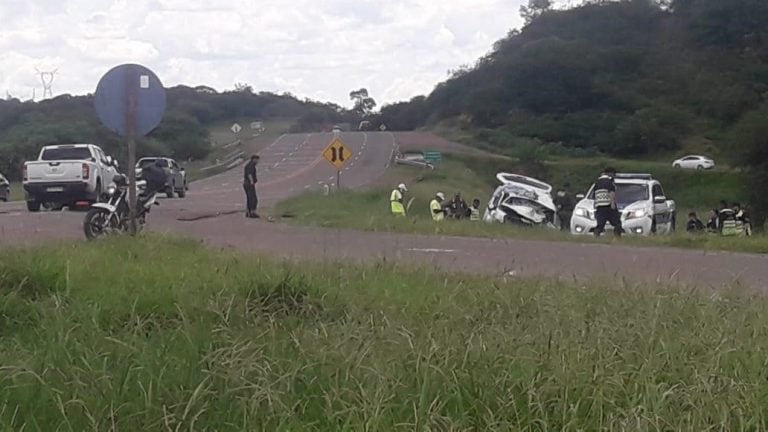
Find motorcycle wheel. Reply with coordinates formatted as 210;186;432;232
83;208;116;240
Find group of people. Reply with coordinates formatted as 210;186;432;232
390;183;482;222
687;201;752;236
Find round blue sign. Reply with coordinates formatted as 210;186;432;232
94;64;166;137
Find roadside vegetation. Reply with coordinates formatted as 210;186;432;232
276;153;768;254
1;236;768;429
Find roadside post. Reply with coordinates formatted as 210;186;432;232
322;136;353;192
94;64;166;235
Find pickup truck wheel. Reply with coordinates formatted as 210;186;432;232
177;183;186;198
166;184;175;199
27;200;41;212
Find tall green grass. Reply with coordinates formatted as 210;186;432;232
1;236;768;429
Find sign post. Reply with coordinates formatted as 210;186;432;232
321;136;353;192
95;64;166;235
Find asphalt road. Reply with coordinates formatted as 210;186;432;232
1;131;767;290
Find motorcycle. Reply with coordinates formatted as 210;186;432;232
83;174;159;240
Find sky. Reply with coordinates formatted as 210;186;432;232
0;0;529;107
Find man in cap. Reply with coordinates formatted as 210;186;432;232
430;192;447;222
390;183;408;216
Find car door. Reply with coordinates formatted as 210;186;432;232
170;160;182;187
651;183;671;228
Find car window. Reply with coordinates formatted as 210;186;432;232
491;191;505;208
41;147;93;161
652;184;664;197
615;183;650;207
172;161;179;170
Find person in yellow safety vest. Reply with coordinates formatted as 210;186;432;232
469;198;481;221
430;192;446;222
390;183;407;216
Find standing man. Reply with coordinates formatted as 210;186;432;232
243;155;260;219
593;167;623;237
390;183;407;216
554;183;575;231
430;192;447;222
448;192;468;219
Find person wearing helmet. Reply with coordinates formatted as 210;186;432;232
390;183;407;216
430;192;447;222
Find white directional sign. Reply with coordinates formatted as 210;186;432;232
231;123;242;134
250;121;263;130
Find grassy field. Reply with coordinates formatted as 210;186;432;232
1;236;768;429
276;153;768;254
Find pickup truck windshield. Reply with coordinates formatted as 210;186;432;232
138;159;168;168
588;183;650;205
41;147;92;161
616;184;649;206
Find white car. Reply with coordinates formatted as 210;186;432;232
22;144;120;211
484;173;558;228
672;155;715;170
570;174;676;236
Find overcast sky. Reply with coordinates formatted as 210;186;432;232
0;0;530;107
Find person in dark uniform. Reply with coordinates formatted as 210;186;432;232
593;167;623;237
138;159;168;212
243;155;260;218
686;212;705;233
554;182;575;231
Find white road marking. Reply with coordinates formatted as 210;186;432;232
408;248;457;253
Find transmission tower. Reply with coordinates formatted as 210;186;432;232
36;68;57;99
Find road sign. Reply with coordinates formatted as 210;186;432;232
94;64;166;137
231;123;242;134
322;137;353;170
250;121;263;130
94;63;166;235
424;151;442;163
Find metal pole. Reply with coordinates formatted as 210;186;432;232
126;69;138;235
336;170;340;192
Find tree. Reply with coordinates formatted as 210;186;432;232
519;0;553;24
234;82;253;94
349;88;377;116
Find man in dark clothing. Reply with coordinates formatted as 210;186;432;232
686;212;705;233
554;183;575;231
138;159;168;212
243;155;260;218
706;209;719;233
593;167;623;237
449;192;468;219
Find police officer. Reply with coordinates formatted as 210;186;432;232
243;155;259;218
390;183;407;216
593;167;623;237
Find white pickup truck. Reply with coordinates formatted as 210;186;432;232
23;144;120;212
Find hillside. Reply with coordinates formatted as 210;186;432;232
0;87;351;180
377;0;768;225
380;0;768;157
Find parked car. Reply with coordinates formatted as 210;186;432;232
571;173;676;236
484;173;558;228
23;144;120;212
0;173;9;202
672;155;715;170
135;157;187;198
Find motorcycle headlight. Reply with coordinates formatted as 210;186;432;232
625;209;648;220
575;208;593;219
107;185;117;196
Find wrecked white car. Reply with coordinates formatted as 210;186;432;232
483;173;558;228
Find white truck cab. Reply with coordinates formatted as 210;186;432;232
22;144;119;211
570;174;676;236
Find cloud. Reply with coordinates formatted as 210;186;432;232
0;0;526;106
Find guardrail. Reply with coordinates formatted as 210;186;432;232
200;149;245;172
